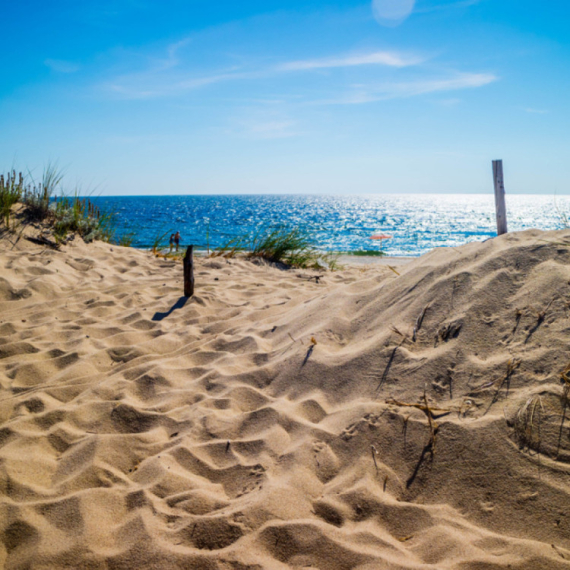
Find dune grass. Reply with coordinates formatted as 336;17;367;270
215;226;340;269
347;249;385;257
1;164;120;245
23;163;65;222
52;192;116;243
0;171;24;229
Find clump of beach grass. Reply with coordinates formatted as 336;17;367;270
0;171;24;229
151;230;172;256
348;249;385;257
52;192;116;243
215;226;339;270
118;232;136;247
23;162;65;222
1;163;119;245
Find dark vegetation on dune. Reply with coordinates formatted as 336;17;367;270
1;165;336;268
0;165;126;246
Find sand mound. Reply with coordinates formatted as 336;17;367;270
1;229;569;569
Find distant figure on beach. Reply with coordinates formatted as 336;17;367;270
174;231;180;252
169;233;175;252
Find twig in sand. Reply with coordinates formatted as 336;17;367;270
552;544;568;560
302;344;315;367
390;325;410;343
485;358;521;414
556;364;570;460
298;274;323;283
412;305;429;342
375;346;400;395
288;332;304;345
512;308;523;335
524;299;554;344
386;397;452;419
387;265;400;276
387;388;451;488
370;444;379;475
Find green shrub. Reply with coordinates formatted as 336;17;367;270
53;193;115;243
0;171;24;228
118;232;136;247
217;226;338;269
348;249;385;257
24;163;64;221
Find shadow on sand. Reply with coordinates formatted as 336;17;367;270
152;296;189;321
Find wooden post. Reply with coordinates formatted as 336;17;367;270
183;245;194;297
492;160;508;235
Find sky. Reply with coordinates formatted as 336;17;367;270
1;0;569;195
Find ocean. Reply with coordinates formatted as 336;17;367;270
89;194;568;257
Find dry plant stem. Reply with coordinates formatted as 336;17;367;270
390;325;410;343
394;389;445;488
485;358;521;414
386;398;452;418
412;305;429;342
551;544;568;560
524;299;554;344
515;394;544;454
512;308;522;335
370;444;379;475
375;345;401;395
556;364;570;460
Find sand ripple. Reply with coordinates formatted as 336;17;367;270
1;231;570;569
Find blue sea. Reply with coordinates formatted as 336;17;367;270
89;194;567;257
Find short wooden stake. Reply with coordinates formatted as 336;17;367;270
183;245;194;297
492;160;508;235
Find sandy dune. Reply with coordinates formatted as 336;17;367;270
1;229;570;569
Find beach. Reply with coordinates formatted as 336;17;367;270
1;228;570;569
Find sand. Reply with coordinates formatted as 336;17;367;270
0;228;569;569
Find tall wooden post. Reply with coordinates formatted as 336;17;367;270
492;160;508;236
183;245;194;297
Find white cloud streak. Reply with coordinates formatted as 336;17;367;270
280;51;423;71
107;72;243;99
105;50;423;99
523;107;548;114
320;72;497;104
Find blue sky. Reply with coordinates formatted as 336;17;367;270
1;0;569;195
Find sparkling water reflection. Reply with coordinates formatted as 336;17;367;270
90;194;566;257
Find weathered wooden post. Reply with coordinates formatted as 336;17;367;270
492;160;508;235
183;245;194;297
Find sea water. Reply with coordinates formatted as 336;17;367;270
89;194;568;257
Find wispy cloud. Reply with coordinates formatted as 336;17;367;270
319;72;497;104
107;71;242;99
105;47;425;99
45;59;80;73
522;107;548;114
100;35;491;108
279;51;423;71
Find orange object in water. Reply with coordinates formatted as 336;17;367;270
369;234;392;240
